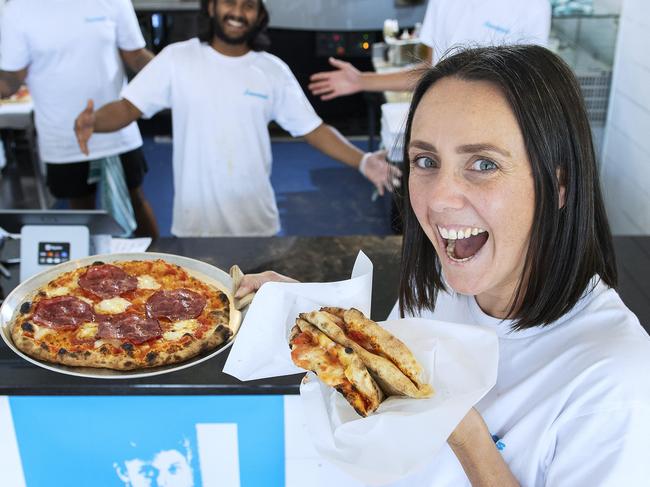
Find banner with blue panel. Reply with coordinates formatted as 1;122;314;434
7;395;285;487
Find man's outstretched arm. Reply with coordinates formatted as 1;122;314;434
74;98;142;155
308;46;432;100
303;123;401;196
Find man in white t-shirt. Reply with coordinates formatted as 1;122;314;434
74;0;400;237
0;0;158;237
308;0;551;99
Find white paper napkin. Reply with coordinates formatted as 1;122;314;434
300;318;498;486
222;251;498;485
224;251;373;380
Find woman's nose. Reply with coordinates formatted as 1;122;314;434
427;171;466;213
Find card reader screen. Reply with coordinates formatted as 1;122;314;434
38;242;70;265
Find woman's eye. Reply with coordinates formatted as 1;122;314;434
471;158;498;172
412;156;436;169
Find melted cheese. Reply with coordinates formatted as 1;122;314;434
93;338;122;349
137;275;161;290
76;322;98;340
163;319;200;341
32;324;53;340
94;297;131;315
293;345;346;385
46;286;70;297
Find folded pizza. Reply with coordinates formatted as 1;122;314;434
302;308;433;399
289;318;384;417
301;308;433;398
289;307;433;417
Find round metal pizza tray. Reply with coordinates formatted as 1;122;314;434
0;252;243;379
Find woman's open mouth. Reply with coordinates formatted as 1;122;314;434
437;225;489;263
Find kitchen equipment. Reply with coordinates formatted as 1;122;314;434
385;37;425;66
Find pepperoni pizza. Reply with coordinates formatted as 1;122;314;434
9;259;235;370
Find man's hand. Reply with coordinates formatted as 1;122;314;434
360;150;402;196
74;99;95;155
308;57;363;101
234;271;298;299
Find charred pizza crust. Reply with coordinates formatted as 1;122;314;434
290;307;433;417
289;318;383;417
10;259;235;370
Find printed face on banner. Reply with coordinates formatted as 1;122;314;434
115;440;194;487
9;396;285;487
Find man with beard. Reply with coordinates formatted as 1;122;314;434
74;0;400;237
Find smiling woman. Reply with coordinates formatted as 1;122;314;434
391;45;650;486
405;77;538;320
400;46;614;329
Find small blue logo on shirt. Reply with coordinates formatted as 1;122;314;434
492;434;506;451
244;89;269;100
484;21;510;35
85;16;108;23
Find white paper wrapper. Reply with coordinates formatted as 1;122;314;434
223;251;373;380
300;318;498;486
223;251;498;485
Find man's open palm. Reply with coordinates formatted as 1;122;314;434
74;99;95;155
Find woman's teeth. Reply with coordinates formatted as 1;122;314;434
437;225;488;262
437;226;486;240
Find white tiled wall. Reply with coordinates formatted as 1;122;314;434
601;0;650;235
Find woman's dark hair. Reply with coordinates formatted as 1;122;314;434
398;45;617;330
198;0;270;52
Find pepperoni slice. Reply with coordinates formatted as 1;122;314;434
97;313;162;345
146;289;206;321
32;296;94;330
78;264;138;299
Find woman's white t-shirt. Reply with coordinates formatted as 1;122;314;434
386;280;650;486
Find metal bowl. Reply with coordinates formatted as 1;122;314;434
0;252;242;379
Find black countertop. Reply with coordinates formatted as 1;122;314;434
1;235;648;396
0;236;403;395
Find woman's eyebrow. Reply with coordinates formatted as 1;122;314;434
408;140;438;153
456;143;511;157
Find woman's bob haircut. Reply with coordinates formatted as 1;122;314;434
398;45;617;330
198;0;271;52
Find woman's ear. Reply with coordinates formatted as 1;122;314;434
556;167;566;209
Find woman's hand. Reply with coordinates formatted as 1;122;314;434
234;270;298;299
